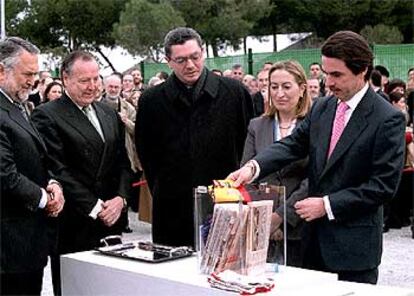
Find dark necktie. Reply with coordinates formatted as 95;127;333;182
14;102;29;122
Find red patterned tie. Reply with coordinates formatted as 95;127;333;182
328;101;349;158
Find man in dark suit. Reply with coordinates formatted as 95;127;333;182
32;51;133;294
229;31;406;284
136;27;253;248
0;37;65;295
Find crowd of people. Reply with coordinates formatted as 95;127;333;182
1;27;413;295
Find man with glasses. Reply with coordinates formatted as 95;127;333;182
136;27;253;248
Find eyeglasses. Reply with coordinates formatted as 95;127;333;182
169;52;202;65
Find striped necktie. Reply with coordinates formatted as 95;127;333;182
328;101;349;158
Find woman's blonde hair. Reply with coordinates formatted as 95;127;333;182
264;60;312;119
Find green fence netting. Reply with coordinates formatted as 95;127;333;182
141;44;413;84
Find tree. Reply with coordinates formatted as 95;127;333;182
172;0;270;57
360;24;403;44
9;0;128;72
114;0;185;62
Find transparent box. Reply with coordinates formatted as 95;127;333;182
194;183;286;275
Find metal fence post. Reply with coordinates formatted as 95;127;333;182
248;48;253;75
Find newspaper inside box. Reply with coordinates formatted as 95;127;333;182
194;183;286;276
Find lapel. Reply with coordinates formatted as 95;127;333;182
314;98;336;178
0;92;47;151
93;102;113;142
319;89;374;181
59;95;104;153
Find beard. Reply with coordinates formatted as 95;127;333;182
1;76;30;103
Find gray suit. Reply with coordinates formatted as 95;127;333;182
254;87;405;272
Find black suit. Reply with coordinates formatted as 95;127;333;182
32;94;133;253
254;87;405;283
0;92;53;294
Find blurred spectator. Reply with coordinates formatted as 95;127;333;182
370;69;389;101
387;78;406;95
307;78;321;100
389;92;409;124
309;62;326;96
242;74;256;93
131;68;146;91
211;69;223;76
148;76;163;88
263;61;273;71
252;69;269;117
122;74;134;99
94;75;104;101
156;71;169;81
406;67;414;91
43;81;63;102
374;65;390;91
28;75;53;106
223;69;232;77
231;63;244;81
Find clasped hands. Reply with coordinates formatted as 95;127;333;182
46;183;65;217
98;196;124;227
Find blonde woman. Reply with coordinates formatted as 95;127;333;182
241;60;311;266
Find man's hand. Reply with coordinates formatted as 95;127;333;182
45;183;65;217
119;112;128;125
294;197;326;222
227;163;255;187
270;228;284;241
98;196;124;227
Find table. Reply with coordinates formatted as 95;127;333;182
61;251;414;295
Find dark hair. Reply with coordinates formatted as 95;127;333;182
60;51;96;81
370;70;382;87
44;81;63;102
232;63;243;70
374;65;390;78
321;31;373;81
157;71;169;80
387;78;406;94
164;27;203;58
0;36;39;69
309;62;321;69
408;67;414;75
388;91;405;104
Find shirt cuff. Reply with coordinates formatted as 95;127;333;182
89;199;104;220
249;160;261;183
323;195;335;220
38;188;48;209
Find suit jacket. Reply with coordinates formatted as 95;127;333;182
241;116;308;239
136;69;253;247
0;92;51;273
31;94;133;253
254;87;405;271
252;91;265;117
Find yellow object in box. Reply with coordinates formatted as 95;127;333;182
209;180;243;203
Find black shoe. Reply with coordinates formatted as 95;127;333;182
383;225;390;233
122;226;133;233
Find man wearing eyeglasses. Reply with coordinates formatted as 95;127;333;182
136;27;253;248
